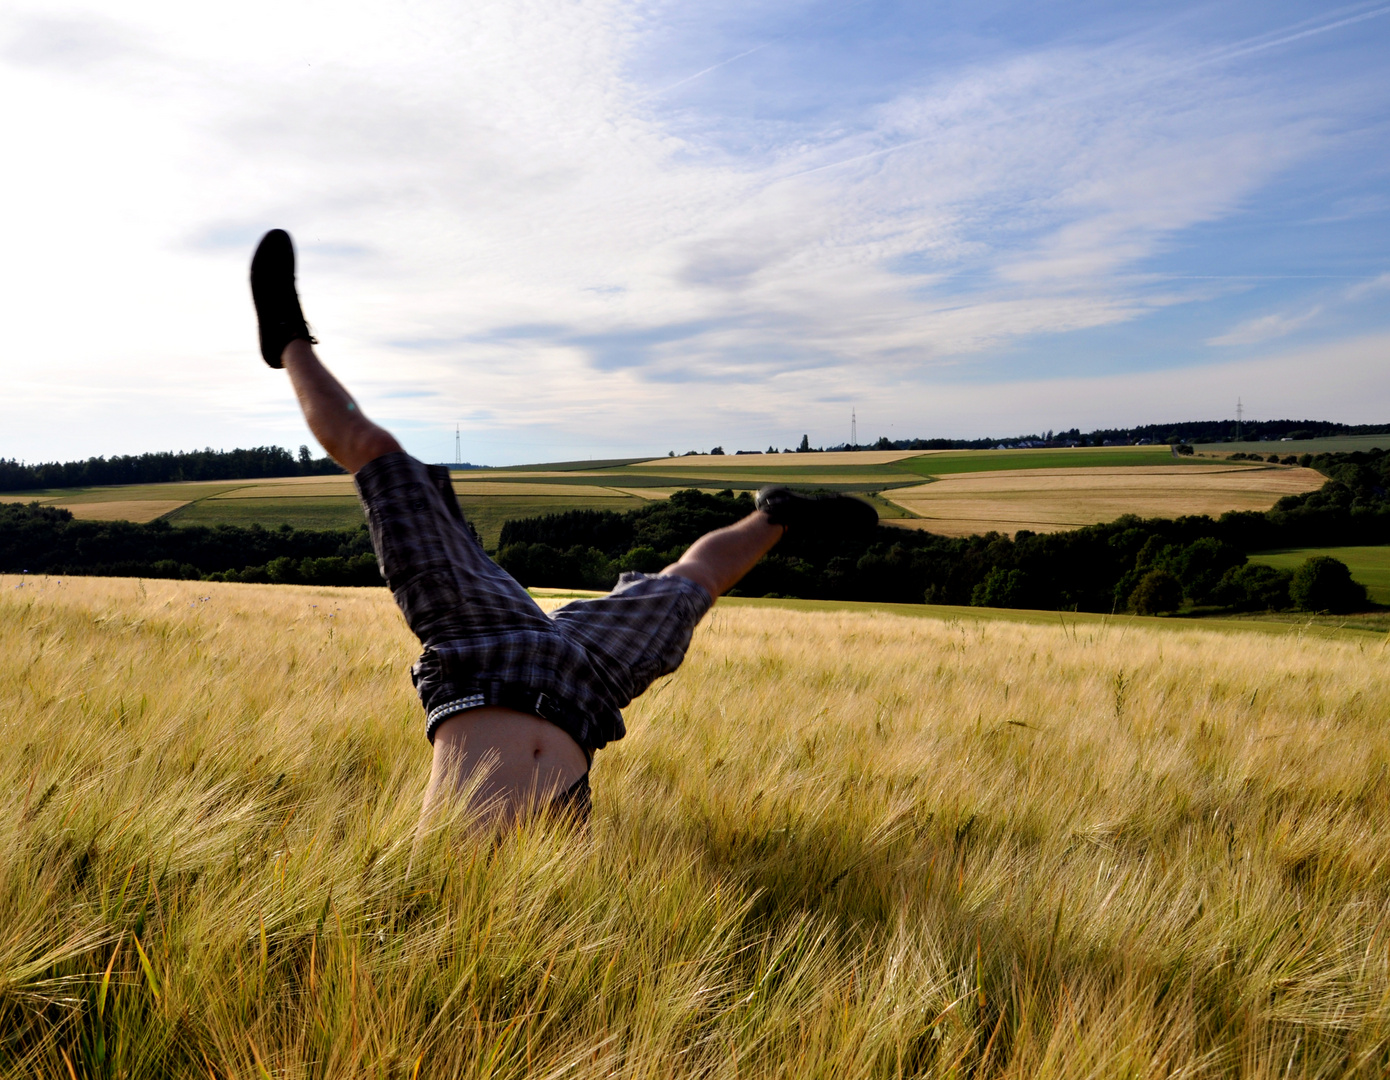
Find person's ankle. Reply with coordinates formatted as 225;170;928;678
280;339;315;368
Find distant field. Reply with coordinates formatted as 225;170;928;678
166;496;368;531
454;494;649;547
624;450;927;468
883;464;1324;537
0;480;245;522
167;490;650;548
1194;433;1390;456
1;444;1334;541
1248;545;1390;604
896;445;1176;477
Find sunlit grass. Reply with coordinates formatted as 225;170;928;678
2;574;1389;1077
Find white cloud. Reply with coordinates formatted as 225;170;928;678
1207;306;1324;346
0;1;1374;463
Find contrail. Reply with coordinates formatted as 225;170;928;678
639;36;790;102
637;0;876;103
771;3;1390;184
1166;2;1390;74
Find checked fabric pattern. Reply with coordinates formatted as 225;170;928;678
354;452;712;753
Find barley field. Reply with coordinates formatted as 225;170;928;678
2;574;1389;1078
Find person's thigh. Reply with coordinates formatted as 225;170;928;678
550;572;713;705
355;451;549;645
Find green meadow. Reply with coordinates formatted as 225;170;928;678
1248;545;1390;605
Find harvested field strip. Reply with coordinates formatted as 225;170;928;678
885;464;1324;537
45;498;190;522
210;483;358;499
611;488;673;500
0;481;248;503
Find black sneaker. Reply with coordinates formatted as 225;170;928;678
755;486;878;533
250;229;316;368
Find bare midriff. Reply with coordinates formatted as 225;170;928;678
422;705;588;827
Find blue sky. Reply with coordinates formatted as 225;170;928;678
0;0;1386;464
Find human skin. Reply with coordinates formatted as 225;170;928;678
278;339;784;829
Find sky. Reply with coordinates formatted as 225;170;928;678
1;0;1387;466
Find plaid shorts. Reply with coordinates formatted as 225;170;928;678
354;452;713;755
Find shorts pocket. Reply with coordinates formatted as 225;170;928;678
394;569;467;645
369;483;451;580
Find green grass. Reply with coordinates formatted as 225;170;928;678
1247;545;1390;604
165;496;369;531
896;446;1178;478
472;462;928;492
489;457;655;472
454;470;684;488
717;595;1382;640
166;494;650;548
860;491;915;518
1194;434;1390;455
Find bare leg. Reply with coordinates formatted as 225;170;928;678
275;342;586;834
661;510;784;598
281;339;402;473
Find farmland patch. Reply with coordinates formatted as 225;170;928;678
883;464;1325;536
1248;545;1390;605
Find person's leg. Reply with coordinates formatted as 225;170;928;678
251;228;401;473
660;510;785;598
281;340;402;474
658;488;879;597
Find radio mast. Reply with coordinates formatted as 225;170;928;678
851;408;857;449
454;423;461;466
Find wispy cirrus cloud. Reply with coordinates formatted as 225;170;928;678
1208;307;1325;346
0;0;1386;463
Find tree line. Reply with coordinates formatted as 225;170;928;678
2;447;1386;614
494;448;1389;614
816;419;1390;452
0;504;379;586
0;445;343;492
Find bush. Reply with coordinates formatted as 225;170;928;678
1129;570;1183;615
1210;563;1292;611
618;546;667;575
1173;537;1244;603
495;543;616;590
1289;556;1368;613
971;567;1031;608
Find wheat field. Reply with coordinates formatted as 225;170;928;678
2;574;1389;1078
